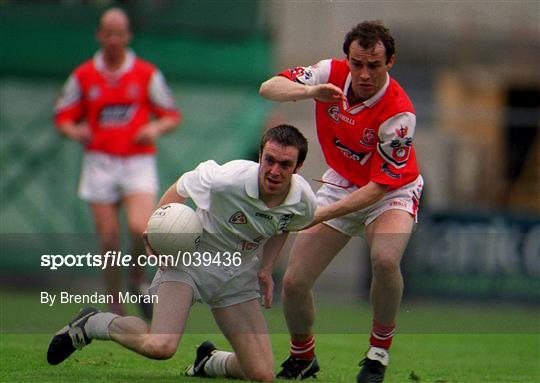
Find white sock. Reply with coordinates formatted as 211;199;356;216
204;351;232;377
84;312;119;340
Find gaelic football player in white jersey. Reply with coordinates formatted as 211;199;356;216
47;125;317;382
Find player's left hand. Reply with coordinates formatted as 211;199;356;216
257;271;274;309
134;122;161;145
300;207;329;230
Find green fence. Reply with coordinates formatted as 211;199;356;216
0;1;272;84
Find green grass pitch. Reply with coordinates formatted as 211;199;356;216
1;291;539;382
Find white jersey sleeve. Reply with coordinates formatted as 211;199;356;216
176;160;219;210
376;112;416;169
148;70;176;110
55;73;81;112
287;59;332;86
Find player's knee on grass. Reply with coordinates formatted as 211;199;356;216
141;336;177;360
242;364;274;382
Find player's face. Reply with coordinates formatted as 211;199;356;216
97;13;131;60
348;40;394;101
258;141;300;199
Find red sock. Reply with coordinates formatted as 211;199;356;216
290;336;315;359
369;320;395;349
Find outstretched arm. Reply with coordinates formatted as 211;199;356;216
259;76;344;103
306;181;388;228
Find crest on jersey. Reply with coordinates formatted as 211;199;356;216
378;125;413;168
291;67;312;81
229;211;248;224
395;125;409;138
360;128;377;147
328;106;340;123
88;85;100;100
277;214;293;231
127;83;140;99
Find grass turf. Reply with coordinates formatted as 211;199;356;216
1;291;539;382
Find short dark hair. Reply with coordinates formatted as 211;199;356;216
259;124;308;166
342;20;395;63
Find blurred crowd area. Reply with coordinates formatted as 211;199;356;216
0;0;538;302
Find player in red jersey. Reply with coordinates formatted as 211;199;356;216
260;21;423;382
54;8;181;318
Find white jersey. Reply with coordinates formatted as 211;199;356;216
176;160;317;258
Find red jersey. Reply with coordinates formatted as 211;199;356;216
55;50;180;156
279;58;420;190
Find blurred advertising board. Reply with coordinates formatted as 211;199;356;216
404;212;540;302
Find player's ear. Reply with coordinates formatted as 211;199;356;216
386;54;395;70
293;161;304;173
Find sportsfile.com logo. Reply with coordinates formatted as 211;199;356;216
40;250;242;270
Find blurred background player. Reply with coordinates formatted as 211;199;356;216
54;8;181;318
47;125;317;382
260;21;422;382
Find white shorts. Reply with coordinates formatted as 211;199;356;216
78;152;159;203
316;169;424;237
148;254;261;309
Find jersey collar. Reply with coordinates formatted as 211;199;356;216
245;164;302;207
245;163;260;200
343;73;390;113
94;49;136;77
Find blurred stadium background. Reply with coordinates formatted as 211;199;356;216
1;0;539;325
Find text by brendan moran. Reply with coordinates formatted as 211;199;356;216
40;291;158;307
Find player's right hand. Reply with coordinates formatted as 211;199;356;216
309;83;345;103
142;232;167;271
257;270;274;309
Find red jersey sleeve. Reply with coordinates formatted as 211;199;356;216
277;59;332;86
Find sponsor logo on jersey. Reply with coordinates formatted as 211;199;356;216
255;212;273;221
381;163;401;179
360;128;377;147
277;214;293;231
99;104;135;126
333;138;368;163
229;211;248;224
389;200;407;208
327;106;355;125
